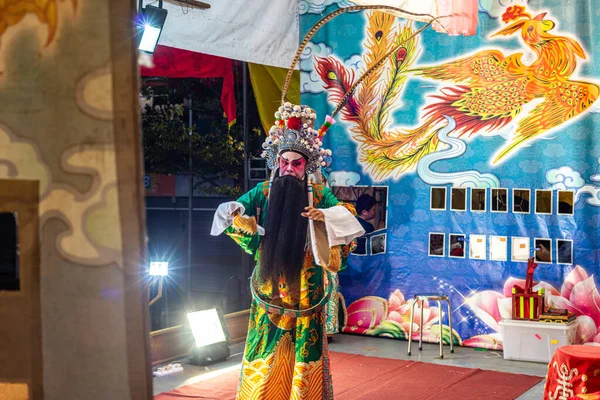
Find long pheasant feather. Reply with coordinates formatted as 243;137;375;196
315;57;360;123
357;11;396;114
370;22;419;142
362;122;439;179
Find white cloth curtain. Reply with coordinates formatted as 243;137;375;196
158;0;299;68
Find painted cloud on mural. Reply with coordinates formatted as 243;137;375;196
546;163;600;207
76;65;114;120
41;145;123;266
0;124;122;266
301;42;333;94
301;41;364;94
298;0;354;14
328;170;361;186
0;123;52;198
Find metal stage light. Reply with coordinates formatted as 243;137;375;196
187;308;231;365
149;261;169;277
148;261;168;307
137;1;168;54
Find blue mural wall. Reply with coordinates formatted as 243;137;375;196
300;0;600;348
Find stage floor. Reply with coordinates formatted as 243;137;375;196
152;334;547;399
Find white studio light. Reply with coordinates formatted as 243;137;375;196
139;25;162;53
149;261;169;276
139;25;161;53
187;309;227;348
186;308;231;365
137;4;168;54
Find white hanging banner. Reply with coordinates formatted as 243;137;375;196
158;0;299;68
351;0;479;36
350;0;440;22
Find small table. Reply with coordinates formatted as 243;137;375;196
544;345;600;400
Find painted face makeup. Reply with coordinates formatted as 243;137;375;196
279;151;307;179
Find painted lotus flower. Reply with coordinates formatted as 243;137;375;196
465;265;600;348
342;289;461;345
342;296;387;334
385;289;441;336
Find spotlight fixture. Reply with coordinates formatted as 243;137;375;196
149;261;169;276
187;308;230;365
137;1;168;54
148;261;168;307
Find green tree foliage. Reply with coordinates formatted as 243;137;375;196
141;77;262;197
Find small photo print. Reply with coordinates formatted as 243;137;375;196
371;233;387;255
535;190;553;214
449;234;466;258
430;187;447;210
451;188;467;211
471;188;486;212
352;237;368;256
513;189;530;213
332;186;388;232
429;233;445;257
491;188;508;212
534;238;552;263
489;236;508;261
558;191;574;215
556;239;573;265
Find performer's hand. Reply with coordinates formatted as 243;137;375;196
302;206;324;221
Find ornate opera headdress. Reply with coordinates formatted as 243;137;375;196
260;5;448;177
261;103;334;174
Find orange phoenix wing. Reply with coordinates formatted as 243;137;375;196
412;50;528;86
495;79;600;162
413;50;535;138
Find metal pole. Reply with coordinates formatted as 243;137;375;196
187;97;193;302
241;62;251;308
242;62;249;193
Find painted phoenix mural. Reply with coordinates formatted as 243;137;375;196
316;5;599;179
302;2;600;350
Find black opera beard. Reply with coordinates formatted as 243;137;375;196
259;174;308;293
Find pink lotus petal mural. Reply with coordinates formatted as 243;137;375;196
341;265;600;349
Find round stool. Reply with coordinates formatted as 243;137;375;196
407;293;453;359
544;345;600;399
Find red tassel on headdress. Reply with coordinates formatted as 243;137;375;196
287;117;302;131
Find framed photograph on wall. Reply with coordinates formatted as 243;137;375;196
429;233;445;257
352;237;368;256
430;187;447;211
557;190;574;215
451;188;467;211
371;233;386;255
490;236;508;261
535;190;553;215
534;238;552;263
470;188;486;212
332;185;389;257
449;234;466;258
556;239;573;265
491;188;508;213
511;237;530;262
469;234;486;260
513;189;530;214
332;185;388;233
